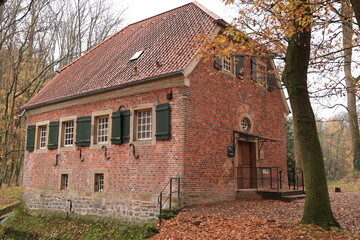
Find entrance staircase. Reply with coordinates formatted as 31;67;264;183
235;166;305;202
258;190;305;202
236;189;305;202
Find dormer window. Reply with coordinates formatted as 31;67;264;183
129;50;144;61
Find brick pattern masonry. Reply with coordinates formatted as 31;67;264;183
23;58;288;221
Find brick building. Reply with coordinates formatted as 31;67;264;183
22;2;289;222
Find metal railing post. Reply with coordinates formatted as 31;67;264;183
169;178;172;209
279;170;282;190
177;178;181;207
158;192;163;223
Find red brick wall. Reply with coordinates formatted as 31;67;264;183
24;87;186;194
182;58;288;204
23;58;288;214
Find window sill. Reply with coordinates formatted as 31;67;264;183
58;146;76;152
131;139;155;146
34;148;47;153
90;142;111;149
222;70;235;78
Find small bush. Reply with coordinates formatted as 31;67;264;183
159;207;182;220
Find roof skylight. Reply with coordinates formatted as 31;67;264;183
129;50;144;61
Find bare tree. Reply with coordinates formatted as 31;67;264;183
341;0;360;171
0;0;125;187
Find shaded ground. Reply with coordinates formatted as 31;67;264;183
0;208;158;240
152;191;360;239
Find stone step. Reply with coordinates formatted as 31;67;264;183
280;194;306;202
280;190;305;197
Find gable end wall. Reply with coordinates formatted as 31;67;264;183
183;59;288;205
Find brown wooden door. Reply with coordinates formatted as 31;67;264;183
238;141;257;188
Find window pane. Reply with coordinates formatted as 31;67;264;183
39;126;47;149
97;116;109;143
136;109;152;140
64;121;74;146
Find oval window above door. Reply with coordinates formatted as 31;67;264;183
240;117;251;132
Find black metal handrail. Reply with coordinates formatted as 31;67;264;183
158;177;181;222
288;167;304;191
235;167;283;191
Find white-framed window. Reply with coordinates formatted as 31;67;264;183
59;116;76;151
91;110;112;148
63;121;74;146
34;120;49;152
96;116;109;143
61;174;69;190
39;125;47;149
135;109;152;140
223;56;232;72
94;173;104;192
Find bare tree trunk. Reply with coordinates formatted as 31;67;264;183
342;1;360;171
282;0;339;229
350;0;360;27
294;123;302;170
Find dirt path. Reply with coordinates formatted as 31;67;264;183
153;192;360;239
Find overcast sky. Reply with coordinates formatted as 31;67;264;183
117;0;235;25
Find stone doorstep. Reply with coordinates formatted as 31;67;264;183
236;189;306;202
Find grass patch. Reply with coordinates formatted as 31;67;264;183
328;171;360;193
159;207;182;220
0;201;20;212
0;207;158;240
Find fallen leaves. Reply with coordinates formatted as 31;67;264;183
152;191;360;240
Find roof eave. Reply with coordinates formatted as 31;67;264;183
22;70;184;111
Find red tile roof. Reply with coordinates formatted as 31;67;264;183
23;2;222;109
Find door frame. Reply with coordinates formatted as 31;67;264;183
235;139;259;189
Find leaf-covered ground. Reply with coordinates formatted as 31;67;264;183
1;180;359;239
0;185;21;207
152;190;360;239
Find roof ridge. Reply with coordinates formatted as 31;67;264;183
125;1;221;28
192;1;221;20
58;2;222;73
24;2;222;109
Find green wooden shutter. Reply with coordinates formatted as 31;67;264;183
26;125;36;151
48;121;59;150
251;58;257;81
156;103;171;141
235;55;245;77
121;110;130;143
267;65;276;92
76;116;91;147
111;111;122;144
214;56;222;70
